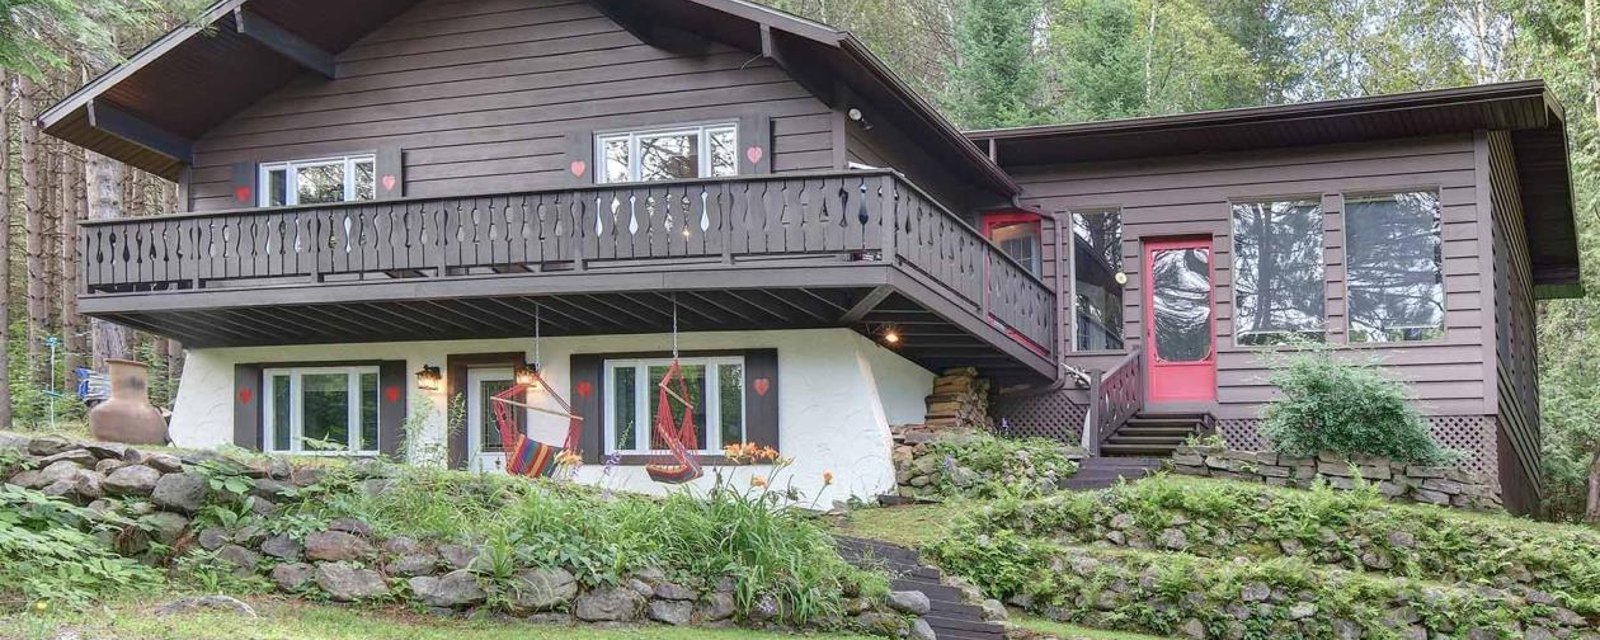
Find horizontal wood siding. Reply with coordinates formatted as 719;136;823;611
186;0;834;211
844;104;975;219
1487;130;1540;509
1014;134;1491;419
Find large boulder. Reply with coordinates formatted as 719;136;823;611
271;563;315;591
39;460;88;484
34;448;97;469
27;435;77;457
574;586;644;622
143;511;190;546
698;592;736;622
648;599;693;625
305;530;374;562
386;553;438;578
104;465;162;497
145;453;184;473
151;472;210;514
409;570;487;608
314;563;388;601
507;567;578;613
438;543;481;571
261;534;304;561
216;544;261;577
888;590;931;615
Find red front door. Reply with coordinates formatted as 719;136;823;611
1144;237;1217;403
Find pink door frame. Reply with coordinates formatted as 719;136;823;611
1143;236;1218;404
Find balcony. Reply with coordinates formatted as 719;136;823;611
79;170;1057;385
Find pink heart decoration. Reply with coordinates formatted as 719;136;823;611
384;386;401;403
381;175;397;192
570;160;588;178
576;381;593;398
745;146;764;165
238;388;253;405
234;186;252;203
753;378;770;397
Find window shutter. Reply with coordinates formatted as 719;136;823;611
375;144;404;200
571;354;604;463
230;162;258;207
233;364;263;450
565;132;594;185
743;349;779;448
378;361;408;458
738;114;773;175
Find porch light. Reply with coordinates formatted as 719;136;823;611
516;362;542;390
882;330;901;345
415;365;443;392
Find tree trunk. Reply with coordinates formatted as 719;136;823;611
1586;449;1600;523
19;76;47;385
60;148;85;376
0;71;12;429
85;152;130;370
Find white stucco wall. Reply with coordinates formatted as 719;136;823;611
170;329;934;504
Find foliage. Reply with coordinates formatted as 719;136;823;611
944;475;1600;598
941;0;1052;128
6;321;88;431
920;431;1077;499
0;0;203;79
278;462;885;626
0;484;160;610
1260;347;1449;464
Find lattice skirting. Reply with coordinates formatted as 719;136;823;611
1217;416;1499;476
992;390;1086;444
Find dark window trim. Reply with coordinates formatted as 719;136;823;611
1339;187;1448;345
445;352;526;471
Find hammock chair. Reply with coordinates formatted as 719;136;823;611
646;295;704;485
489;304;584;478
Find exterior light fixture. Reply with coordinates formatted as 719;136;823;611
882;330;901;345
415;365;443;392
516;362;542;390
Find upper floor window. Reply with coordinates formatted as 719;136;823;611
260;155;376;207
597;123;738;184
1072;209;1125;351
1231;199;1326;345
604;356;746;456
1344;191;1444;342
984;214;1042;276
263;366;380;455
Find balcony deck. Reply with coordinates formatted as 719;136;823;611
79;170;1058;385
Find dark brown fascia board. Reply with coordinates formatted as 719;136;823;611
963;80;1557;143
36;0;245;132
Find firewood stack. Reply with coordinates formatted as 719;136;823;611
923;367;992;431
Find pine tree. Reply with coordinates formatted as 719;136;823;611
942;0;1052;128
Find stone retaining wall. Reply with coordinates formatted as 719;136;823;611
0;432;932;637
1170;444;1502;511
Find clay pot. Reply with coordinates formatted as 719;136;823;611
87;359;169;445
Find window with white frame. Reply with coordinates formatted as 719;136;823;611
263;366;380;455
604;356;745;455
597;123;738;184
260;155;377;207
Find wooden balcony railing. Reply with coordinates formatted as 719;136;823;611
80;170;1055;354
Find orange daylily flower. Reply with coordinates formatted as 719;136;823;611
822;471;835;486
750;475;769;488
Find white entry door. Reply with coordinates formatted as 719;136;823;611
466;368;517;473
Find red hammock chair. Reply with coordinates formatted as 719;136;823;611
490;367;583;478
646;359;704;484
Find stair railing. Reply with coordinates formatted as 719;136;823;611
1084;347;1144;456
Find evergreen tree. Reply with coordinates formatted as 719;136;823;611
943;0;1052;128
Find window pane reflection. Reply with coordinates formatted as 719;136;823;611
1231;200;1325;345
1151;248;1212;363
1346;192;1445;342
1073;210;1125;351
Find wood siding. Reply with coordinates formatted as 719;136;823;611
184;0;835;211
842;93;978;218
1486;130;1540;510
1013;134;1491;420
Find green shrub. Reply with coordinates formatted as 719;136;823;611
920;431;1077;499
1260;347;1448;464
0;485;162;609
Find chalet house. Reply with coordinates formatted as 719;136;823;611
41;0;1576;514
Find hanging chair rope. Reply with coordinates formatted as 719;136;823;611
490;301;584;478
647;293;704;485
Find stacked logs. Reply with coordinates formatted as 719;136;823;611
923;368;991;431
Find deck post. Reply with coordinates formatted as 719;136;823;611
879;175;897;264
1087;368;1103;456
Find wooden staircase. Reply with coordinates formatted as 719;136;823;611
1100;412;1209;458
1061;456;1162;491
836;536;1006;640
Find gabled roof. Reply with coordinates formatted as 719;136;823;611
38;0;1020;196
967;81;1581;297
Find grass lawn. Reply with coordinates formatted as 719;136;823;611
1009;612;1175;639
10;598;875;640
831;501;967;548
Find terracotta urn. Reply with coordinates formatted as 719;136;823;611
87;359;169;445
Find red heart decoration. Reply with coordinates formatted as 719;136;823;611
381;175;397;192
576;380;593;398
238;387;253;405
570;160;588;177
234;185;252;203
745;146;764;165
384;386;401;403
753;378;770;397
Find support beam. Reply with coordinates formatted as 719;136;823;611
233;8;337;79
86;101;193;163
840;286;893;323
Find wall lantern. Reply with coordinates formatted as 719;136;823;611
415;365;443;392
515;362;542;391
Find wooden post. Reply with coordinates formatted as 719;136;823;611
879;175;897;264
1086;368;1104;456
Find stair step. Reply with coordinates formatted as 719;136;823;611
1117;425;1199;435
1101;443;1182;456
924;613;1008;633
1106;435;1190;445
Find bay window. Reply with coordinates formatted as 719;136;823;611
260;155;376;207
1344;191;1445;342
1231;199;1326;345
597;123;739;183
604;356;746;455
263;366;380;455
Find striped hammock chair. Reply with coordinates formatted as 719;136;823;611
490;368;583;478
646;359;704;485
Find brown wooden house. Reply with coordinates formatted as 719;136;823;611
40;0;1576;513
